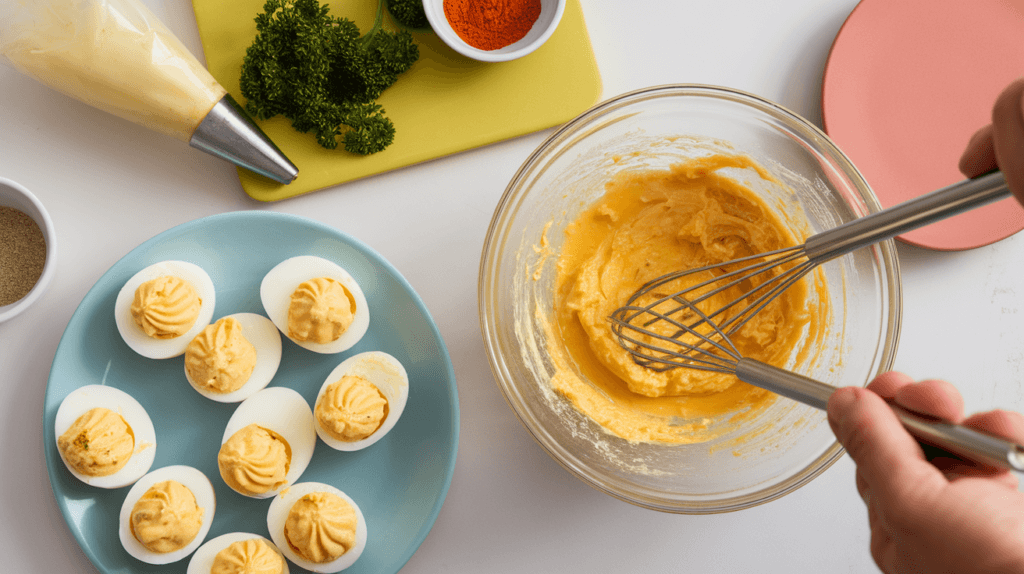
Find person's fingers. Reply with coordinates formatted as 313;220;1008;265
865;497;884;558
865;371;915;400
962;408;1024;443
990;77;1024;205
869;525;894;574
959;124;997;178
931;455;1019;485
828;386;940;504
891;379;965;423
856;468;870;502
865;493;879;529
869;374;965;423
925;410;1024;482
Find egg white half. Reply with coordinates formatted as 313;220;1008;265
118;465;216;565
186;532;290;574
266;482;367;573
185;313;283;403
314;351;409;451
54;384;156;489
260;256;370;354
114;260;216;359
220;387;316;499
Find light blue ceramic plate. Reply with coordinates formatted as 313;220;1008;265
44;211;459;574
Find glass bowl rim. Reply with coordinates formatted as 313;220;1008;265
478;83;903;513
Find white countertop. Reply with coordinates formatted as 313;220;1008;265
3;1;1024;572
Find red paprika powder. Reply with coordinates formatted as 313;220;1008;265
443;0;543;51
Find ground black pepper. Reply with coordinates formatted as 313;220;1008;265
0;206;46;306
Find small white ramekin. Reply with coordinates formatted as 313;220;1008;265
422;0;565;62
0;177;57;323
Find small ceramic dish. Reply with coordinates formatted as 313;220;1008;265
422;0;565;62
0;177;56;323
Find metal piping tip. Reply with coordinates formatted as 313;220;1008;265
189;94;298;184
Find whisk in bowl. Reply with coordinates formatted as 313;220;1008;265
611;170;1009;364
611;295;1024;470
607;170;1023;470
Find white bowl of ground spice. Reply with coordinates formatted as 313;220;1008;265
423;0;565;62
0;177;56;323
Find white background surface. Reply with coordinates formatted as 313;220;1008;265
2;1;1024;572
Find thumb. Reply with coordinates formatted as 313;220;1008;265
827;386;940;503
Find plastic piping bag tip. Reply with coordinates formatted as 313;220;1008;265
189;94;298;184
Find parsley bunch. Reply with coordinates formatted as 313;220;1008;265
240;0;419;154
386;0;429;29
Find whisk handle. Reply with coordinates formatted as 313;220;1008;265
735;357;833;409
734;358;1024;471
890;405;1024;471
804;171;1010;263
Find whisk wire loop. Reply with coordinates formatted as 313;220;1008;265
603;172;1024;471
611;244;816;369
626;245;804;310
609;292;743;373
712;258;817;337
629;247;806;328
612;171;1010;373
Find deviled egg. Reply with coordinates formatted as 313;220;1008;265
119;465;215;565
260;256;369;354
267;482;367;573
54;384;156;489
187;532;289;574
115;260;216;359
184;313;282;403
218;387;316;499
314;351;409;451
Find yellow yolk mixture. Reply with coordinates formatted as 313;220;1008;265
130;275;201;339
218;424;291;496
211;538;286;574
285;492;358;563
185;316;258;394
287;277;355;344
315;375;389;442
549;154;828;444
0;0;226;141
57;407;134;476
129;480;203;553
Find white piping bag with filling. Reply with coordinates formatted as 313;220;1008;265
0;0;298;184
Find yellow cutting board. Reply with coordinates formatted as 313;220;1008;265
190;0;602;201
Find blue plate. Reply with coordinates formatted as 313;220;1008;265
43;211;459;574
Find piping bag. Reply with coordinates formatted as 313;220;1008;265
0;0;298;184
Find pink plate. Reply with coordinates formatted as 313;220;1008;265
822;0;1024;250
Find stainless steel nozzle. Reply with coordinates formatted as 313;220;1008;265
190;94;298;184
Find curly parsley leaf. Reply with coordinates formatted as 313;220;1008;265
239;0;418;154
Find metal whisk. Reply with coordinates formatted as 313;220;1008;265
607;170;1024;470
614;294;1024;470
611;170;1009;371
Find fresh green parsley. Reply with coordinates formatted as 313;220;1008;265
239;0;419;154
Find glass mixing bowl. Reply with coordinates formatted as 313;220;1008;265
478;85;902;513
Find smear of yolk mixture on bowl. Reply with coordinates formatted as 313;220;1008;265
547;154;829;444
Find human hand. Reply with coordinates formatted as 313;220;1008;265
827;372;1024;574
959;77;1024;206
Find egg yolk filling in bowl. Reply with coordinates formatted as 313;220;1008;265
550;153;829;444
481;86;901;513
